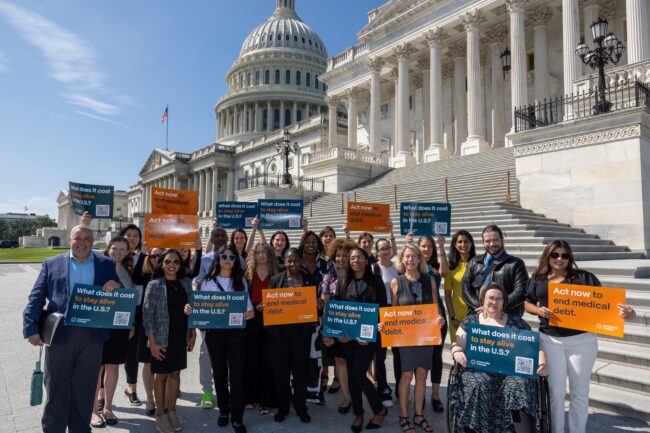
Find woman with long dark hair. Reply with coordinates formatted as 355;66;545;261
324;247;388;432
189;243;254;433
143;250;198;433
444;230;476;341
416;235;448;412
243;242;279;415
525;240;636;433
230;228;249;259
91;237;135;427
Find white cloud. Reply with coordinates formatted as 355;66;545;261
0;51;9;73
74;110;133;130
0;1;132;120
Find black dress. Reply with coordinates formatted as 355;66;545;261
150;280;189;374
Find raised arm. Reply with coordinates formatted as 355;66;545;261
436;236;449;278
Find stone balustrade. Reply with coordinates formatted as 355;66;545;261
574;59;650;94
302;146;389;166
327;42;369;71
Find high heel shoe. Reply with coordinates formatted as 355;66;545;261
365;407;388;429
351;415;364;433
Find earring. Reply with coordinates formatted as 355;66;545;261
482;310;488;319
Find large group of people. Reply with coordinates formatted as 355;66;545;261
23;215;638;433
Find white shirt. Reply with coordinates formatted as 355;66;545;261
378;263;398;304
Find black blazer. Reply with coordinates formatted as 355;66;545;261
266;270;317;337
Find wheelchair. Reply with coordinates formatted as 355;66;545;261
446;363;552;433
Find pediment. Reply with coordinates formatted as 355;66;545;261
139;149;174;176
357;0;424;39
56;190;69;205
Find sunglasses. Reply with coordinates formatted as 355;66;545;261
550;252;570;260
163;259;180;265
220;254;237;261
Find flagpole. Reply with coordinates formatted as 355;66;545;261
165;103;169;151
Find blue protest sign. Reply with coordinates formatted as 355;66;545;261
322;300;379;342
466;324;539;378
66;284;137;329
216;201;258;229
69;182;114;219
258;199;303;230
188;291;249;329
400;202;451;236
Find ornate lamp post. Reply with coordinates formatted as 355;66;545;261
575;16;626;114
275;129;300;185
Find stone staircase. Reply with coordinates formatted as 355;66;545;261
285;147;650;421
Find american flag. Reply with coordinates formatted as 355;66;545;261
162;106;168;124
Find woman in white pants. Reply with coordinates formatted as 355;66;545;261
525;240;636;433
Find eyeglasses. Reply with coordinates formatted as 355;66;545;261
220;254;237;261
550;252;570;260
149;254;160;259
163;259;180;265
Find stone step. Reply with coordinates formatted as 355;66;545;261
502;237;613;245
591;360;650;394
573;260;650;278
597;338;650;364
525;315;650;345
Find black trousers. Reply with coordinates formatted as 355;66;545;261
269;325;310;416
342;341;383;417
374;345;391;397
43;327;103;433
205;330;247;423
430;322;448;385
244;313;275;407
123;306;143;384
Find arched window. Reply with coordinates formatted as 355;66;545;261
306;72;311;87
285;34;290;41
269;33;273;41
285;70;291;85
275;69;281;84
296;71;301;86
255;71;260;85
264;70;270;84
277;34;282;41
294;35;298;42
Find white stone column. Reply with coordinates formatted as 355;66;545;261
346;89;358;148
391;69;400;158
626;0;650;64
424;28;448;161
393;43;415;167
562;0;580;97
530;7;553;103
279;101;285;129
211;167;219;212
419;58;431;149
507;0;528;137
326;95;340;147
198;170;205;213
292;101;297;125
485;24;507;147
267;101;273;131
223;110;230;137
254;102;260;132
450;41;467;155
461;10;490;155
205;169;212;214
305;103;311;119
368;57;384;155
226;169;235;201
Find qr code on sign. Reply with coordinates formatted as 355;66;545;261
113;312;131;327
289;217;301;228
95;205;110;217
360;325;374;340
229;313;243;327
434;222;448;235
515;356;534;375
245;217;254;228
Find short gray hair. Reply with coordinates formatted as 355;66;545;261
70;225;93;239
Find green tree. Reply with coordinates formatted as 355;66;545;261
36;215;57;228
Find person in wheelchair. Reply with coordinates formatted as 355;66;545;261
448;282;548;433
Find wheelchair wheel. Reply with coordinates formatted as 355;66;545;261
446;363;463;433
536;376;552;433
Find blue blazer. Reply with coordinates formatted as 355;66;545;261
23;251;120;343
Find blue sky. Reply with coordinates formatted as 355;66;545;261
0;0;385;219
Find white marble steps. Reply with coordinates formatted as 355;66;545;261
596;338;650;364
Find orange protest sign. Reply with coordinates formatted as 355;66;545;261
262;286;318;326
151;187;198;215
144;213;200;249
347;202;391;233
548;282;625;338
379;304;442;348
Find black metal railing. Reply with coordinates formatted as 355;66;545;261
237;174;325;192
514;80;650;132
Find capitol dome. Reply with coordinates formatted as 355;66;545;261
215;0;329;145
240;0;328;59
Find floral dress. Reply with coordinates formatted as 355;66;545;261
447;313;537;433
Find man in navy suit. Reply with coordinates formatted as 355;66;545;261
23;225;121;433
